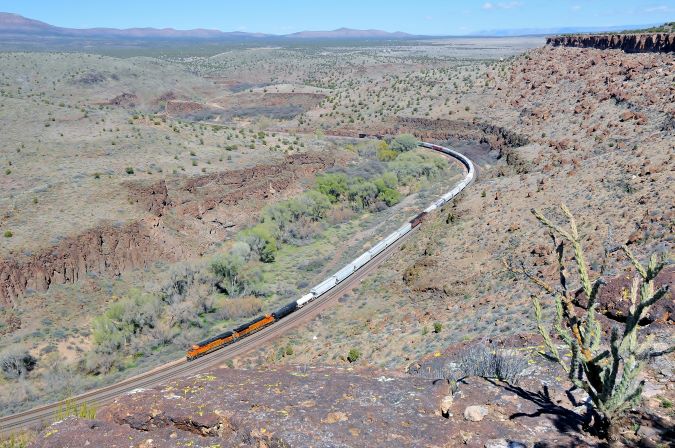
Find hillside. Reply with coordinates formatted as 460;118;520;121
0;33;672;448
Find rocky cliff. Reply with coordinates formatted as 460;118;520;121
0;152;336;307
0;218;183;308
547;33;675;53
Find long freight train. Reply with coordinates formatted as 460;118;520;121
186;141;475;360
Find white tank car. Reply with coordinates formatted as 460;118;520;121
296;293;315;308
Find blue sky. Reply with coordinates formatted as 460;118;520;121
1;1;673;35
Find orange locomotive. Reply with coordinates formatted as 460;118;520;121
186;313;276;360
186;301;298;361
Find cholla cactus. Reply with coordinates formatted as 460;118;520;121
527;204;671;442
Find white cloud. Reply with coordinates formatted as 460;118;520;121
645;5;673;13
482;2;523;10
571;5;582;12
424;15;433;21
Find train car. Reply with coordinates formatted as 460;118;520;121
273;301;298;320
233;314;276;339
334;263;356;283
351;252;371;270
382;230;400;248
410;212;428;228
368;239;388;258
296;293;315;308
310;277;336;298
397;223;412;237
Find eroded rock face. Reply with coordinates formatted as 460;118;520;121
0;152;336;307
329;118;529;156
0;218;183;307
180;152;335;219
547;33;675;53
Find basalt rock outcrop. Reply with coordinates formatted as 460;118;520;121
180;152;335;219
329;118;528;156
547;33;675;53
0;218;183;307
32;366;453;448
0;153;336;307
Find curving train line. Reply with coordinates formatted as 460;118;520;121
0;141;475;436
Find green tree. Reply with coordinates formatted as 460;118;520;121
239;224;277;263
210;242;250;295
390;133;418;152
347;179;378;210
376;141;398;161
315;173;348;203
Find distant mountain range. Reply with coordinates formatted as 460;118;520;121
0;12;664;42
286;28;412;39
0;13;413;40
470;23;663;36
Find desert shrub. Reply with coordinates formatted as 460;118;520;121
433;322;443;333
376;141;398;161
521;204;672;441
3;230;11;238
390;152;446;185
214;295;263;320
315;173;348;203
239;224;278;262
1;433;32;448
295;190;332;221
325;205;356;225
457;342;527;384
55;398;96;420
262;191;330;243
389;133;418;152
283;216;323;243
210;242;263;296
125;167;134;175
87;289;163;373
347;179;379;210
377;188;401;207
0;348;37;380
347;348;361;363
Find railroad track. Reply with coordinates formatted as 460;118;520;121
0;141;475;436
